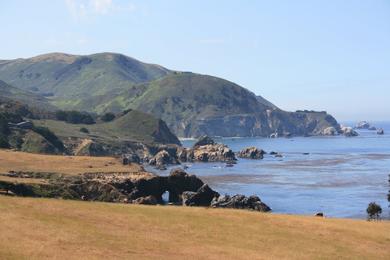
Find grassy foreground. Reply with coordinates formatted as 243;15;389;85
0;196;389;259
0;149;145;176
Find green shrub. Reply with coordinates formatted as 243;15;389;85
100;112;116;122
80;127;89;133
0;135;10;148
366;202;382;221
55;110;95;124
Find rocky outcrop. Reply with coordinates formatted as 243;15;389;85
193;135;215;147
211;194;271;212
355;121;370;129
167;168;204;203
149;150;179;169
0;169;270;213
237;147;265;159
377;128;384;135
322;126;338;136
182;184;219;206
341;126;358;137
174;136;236;164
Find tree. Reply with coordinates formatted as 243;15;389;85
100;112;116;122
366;202;382;221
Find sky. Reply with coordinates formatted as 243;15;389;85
0;0;389;121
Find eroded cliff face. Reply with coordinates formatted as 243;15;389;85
174;110;340;138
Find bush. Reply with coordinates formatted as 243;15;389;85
55;110;95;124
366;202;382;221
32;126;64;151
80;127;89;133
0;135;10;148
100;112;116;122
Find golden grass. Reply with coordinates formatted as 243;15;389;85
0;149;146;176
0;196;389;260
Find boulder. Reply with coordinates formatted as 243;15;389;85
341;126;358;137
377;128;384;135
322;126;337;136
192;144;236;162
182;184;219;206
149;150;179;169
132;195;158;205
193;135;215;147
237;147;265;159
211;194;271;212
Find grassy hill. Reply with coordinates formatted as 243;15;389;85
0;196;389;259
33;109;181;147
0;52;340;137
0;52;170;100
0;79;54;110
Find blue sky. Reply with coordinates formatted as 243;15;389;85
1;0;389;121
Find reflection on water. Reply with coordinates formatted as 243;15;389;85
152;122;390;219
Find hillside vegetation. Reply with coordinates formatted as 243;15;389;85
0;79;53;110
0;196;389;259
33;109;180;146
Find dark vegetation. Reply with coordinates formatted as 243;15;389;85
32;126;64;152
55;110;95;124
366;202;382;221
100;112;115;122
79;127;89;133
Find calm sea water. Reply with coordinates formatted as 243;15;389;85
153;122;390;219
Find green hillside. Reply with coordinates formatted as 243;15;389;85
0;80;54;110
0;52;170;101
33;109;181;147
0;52;340;137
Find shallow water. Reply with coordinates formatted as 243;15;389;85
154;122;390;219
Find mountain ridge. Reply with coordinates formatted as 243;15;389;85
0;52;340;137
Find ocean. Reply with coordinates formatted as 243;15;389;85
153;122;390;219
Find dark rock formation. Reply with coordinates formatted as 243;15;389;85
182;184;219;206
193;135;215;147
377;128;384;135
211;194;271;212
167;168;204;203
0;169;270;213
237;147;265;159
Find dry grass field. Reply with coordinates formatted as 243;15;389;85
0;196;389;260
0;149;145;176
